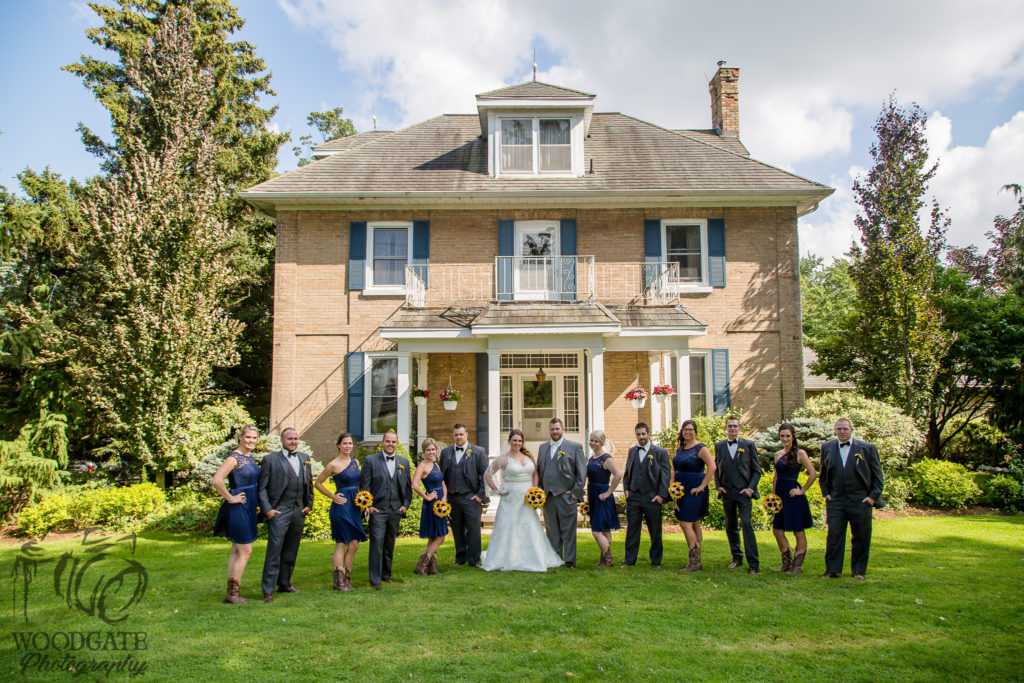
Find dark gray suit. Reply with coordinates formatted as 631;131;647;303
536;438;586;564
714;438;762;567
622;443;671;566
359;452;413;585
257;450;314;594
819;438;884;575
439;443;488;565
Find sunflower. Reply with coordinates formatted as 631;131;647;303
525;487;546;508
668;482;685;500
354;490;374;510
579;501;590;517
762;493;783;514
432;500;452;518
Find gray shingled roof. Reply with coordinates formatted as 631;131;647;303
674;129;749;156
312;131;393;154
803;348;855;391
472;301;618;327
609;305;706;328
476;81;595;98
246;113;830;198
381;306;483;329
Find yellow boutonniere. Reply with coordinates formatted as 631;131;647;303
398;463;406;470
304;460;311;466
558;450;566;459
738;448;745;454
646;453;653;460
854;453;863;460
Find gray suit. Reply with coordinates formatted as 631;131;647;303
714;438;761;567
536;438;586;564
257;450;314;594
819;437;884;575
359;452;413;585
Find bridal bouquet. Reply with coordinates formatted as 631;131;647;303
432;500;452;518
579;501;590;517
525;487;546;508
354;490;374;510
762;493;783;514
668;482;685;500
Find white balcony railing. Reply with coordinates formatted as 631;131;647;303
403;258;680;307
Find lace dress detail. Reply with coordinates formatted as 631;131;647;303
481;456;563;572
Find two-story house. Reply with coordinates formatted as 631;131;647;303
241;64;833;464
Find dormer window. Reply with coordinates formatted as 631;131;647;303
500;117;572;174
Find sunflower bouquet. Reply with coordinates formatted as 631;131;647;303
762;493;783;514
432;500;452;518
354;490;374;510
525;487;546;508
579;501;590;517
668;482;685;500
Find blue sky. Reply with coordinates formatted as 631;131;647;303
2;0;1023;262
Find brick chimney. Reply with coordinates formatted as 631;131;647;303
709;61;740;137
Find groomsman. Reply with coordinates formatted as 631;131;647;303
439;423;489;567
714;416;762;574
360;430;413;589
536;418;586;568
819;418;884;580
622;423;670;568
257;428;314;602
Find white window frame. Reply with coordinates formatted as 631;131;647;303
364;222;413;296
688;351;712;417
661;219;712;293
365;352;399;439
491;113;582;178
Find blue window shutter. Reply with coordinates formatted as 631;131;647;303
497;219;514;301
412;220;430;288
347;352;365;439
349;222;367;291
711;348;731;416
708;218;726;287
643;219;662;287
560;219;577;301
475;353;488;453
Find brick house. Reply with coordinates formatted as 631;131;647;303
241;64;833;466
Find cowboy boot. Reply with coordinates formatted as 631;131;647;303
682;543;703;572
333;568;345;591
427;554;440;575
340;567;353;592
604;548;615;568
788;551;806;575
414;551;429;576
225;578;249;604
596;549;608;567
778;548;793;573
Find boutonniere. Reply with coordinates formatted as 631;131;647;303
304;460;311;466
646;453;653;460
854;453;863;461
558;450;566;459
738;448;745;454
398;463;406;470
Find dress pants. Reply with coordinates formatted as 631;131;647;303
542;493;578;563
449;493;482;565
722;493;759;567
824;496;873;575
261;507;305;594
624;495;663;566
367;509;402;584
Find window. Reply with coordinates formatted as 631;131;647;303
367;222;411;291
368;355;398;436
499;117;572;174
689;354;710;416
662;219;710;289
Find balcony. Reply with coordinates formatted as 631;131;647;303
404;257;681;307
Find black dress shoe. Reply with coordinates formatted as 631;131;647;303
563;562;575;569
749;567;760;576
262;593;273;603
371;583;382;590
821;572;839;579
728;559;743;569
277;585;300;593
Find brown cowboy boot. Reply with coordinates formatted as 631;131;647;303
340;567;353;592
603;548;615;568
788;551;806;575
414;551;429;576
333;568;345;591
427;554;439;575
682;543;703;572
596;549;608;567
778;548;793;573
225;578;249;604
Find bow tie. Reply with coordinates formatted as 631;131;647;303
385;455;395;461
839;442;850;448
455;447;464;452
728;440;737;446
285;451;295;458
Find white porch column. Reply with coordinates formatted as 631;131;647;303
416;355;429;451
397;352;411;448
487;350;501;457
674;350;691;422
589;347;605;435
649;352;663;433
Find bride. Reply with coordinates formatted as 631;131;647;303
482;429;564;572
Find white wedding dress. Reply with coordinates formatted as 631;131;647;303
481;455;564;572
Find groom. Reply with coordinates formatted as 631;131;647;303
536;417;586;568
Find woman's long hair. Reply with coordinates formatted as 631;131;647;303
421;437;438;462
677;419;698;449
779;423;799;466
508;428;535;465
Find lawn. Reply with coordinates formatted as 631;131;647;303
2;515;1023;681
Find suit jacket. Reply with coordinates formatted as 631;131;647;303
622;443;671;500
257;450;314;516
818;438;884;508
536;439;586;499
359;452;413;512
713;438;762;498
438;443;489;502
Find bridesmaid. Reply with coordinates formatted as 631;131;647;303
586;430;622;567
771;423;817;575
314;432;367;591
412;438;448;576
212;425;261;604
673;419;717;572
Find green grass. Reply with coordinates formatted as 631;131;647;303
2;516;1023;681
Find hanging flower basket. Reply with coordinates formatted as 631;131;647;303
412;387;428;407
625;387;648;409
439;386;461;411
653;384;675;403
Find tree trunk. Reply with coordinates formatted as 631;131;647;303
925;418;943;460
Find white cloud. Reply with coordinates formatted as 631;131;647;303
799;166;864;262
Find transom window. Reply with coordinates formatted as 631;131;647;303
500;117;572;174
662;219;709;288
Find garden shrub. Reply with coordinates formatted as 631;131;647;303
399;495;424;537
653;413;745;454
794;392;922;473
910;459;981;508
978;474;1022;509
168;398;255;471
942;418;1008;469
17;482;167;538
16;493;74;538
883;473;914;511
147;488;220;533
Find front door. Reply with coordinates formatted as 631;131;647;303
500;368;582;454
514;221;559;300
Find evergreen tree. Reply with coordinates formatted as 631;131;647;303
292;106;357;166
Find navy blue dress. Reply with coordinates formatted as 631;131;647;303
673;443;709;522
329;459;368;543
418;464;449;539
213;451;259;544
586;454;620;532
773;455;814;532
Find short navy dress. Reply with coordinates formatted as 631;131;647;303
418;464;449;538
329;459;368;543
586;454;620;532
773;455;814;532
213;451;259;544
673;443;709;522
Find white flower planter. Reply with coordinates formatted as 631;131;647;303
654;394;669;403
629;398;647;409
443;400;458;411
413;396;427;407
